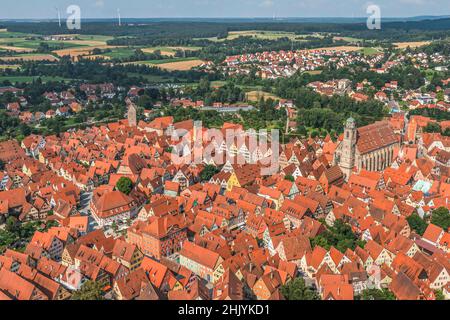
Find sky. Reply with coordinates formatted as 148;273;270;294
0;0;449;19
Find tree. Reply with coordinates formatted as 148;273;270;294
281;277;320;300
284;175;295;182
359;288;395;300
137;95;152;108
200;165;219;182
434;289;445;300
0;159;5;171
423;122;442;133
297;125;307;137
116;177;133;195
407;213;428;236
310;235;329;250
310;219;360;253
431;207;450;231
5;216;19;233
71;281;105;300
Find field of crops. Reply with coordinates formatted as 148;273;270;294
125;57;204;70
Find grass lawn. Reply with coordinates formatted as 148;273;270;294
0;64;20;70
210;81;227;87
208;81;265;92
103;48;137;59
245;90;281;102
360;47;382;56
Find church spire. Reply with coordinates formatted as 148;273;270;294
339;117;357;180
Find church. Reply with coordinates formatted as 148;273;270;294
333;118;399;180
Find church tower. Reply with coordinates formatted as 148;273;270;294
339;117;357;180
127;99;137;127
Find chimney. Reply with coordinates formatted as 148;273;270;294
270;272;274;280
249;263;254;272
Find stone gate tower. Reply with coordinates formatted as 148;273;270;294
127;99;137;127
339;117;357;180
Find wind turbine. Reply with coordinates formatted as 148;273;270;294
55;7;61;27
117;8;122;26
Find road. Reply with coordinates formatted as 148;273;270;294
78;191;99;232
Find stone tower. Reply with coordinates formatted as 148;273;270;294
127;100;137;127
339;117;357;180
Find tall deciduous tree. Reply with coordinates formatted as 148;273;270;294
200;165;219;182
281;278;320;300
359;288;395;300
116;177;133;195
407;213;428;236
71;281;105;300
431;207;450;230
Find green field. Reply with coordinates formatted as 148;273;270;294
0;37;86;50
360;47;382;56
128;73;179;83
0;75;73;83
143;46;202;53
0;31;38;38
196;30;321;42
126;57;200;66
0;32;113;54
75;34;114;42
103;48;137;59
334;36;363;43
145;57;199;65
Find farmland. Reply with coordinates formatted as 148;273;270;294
102;47;137;59
141;46;201;57
196;30;323;42
360;47;383;56
156;59;204;71
307;45;363;52
0;75;73;83
0;30;119;60
393;41;431;49
245;90;281;102
53;45;122;59
0;54;59;62
125;57;204;70
0;37;84;51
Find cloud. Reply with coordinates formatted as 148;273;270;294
398;0;427;4
260;0;274;8
94;0;105;8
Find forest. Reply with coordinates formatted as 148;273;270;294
3;17;450;47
